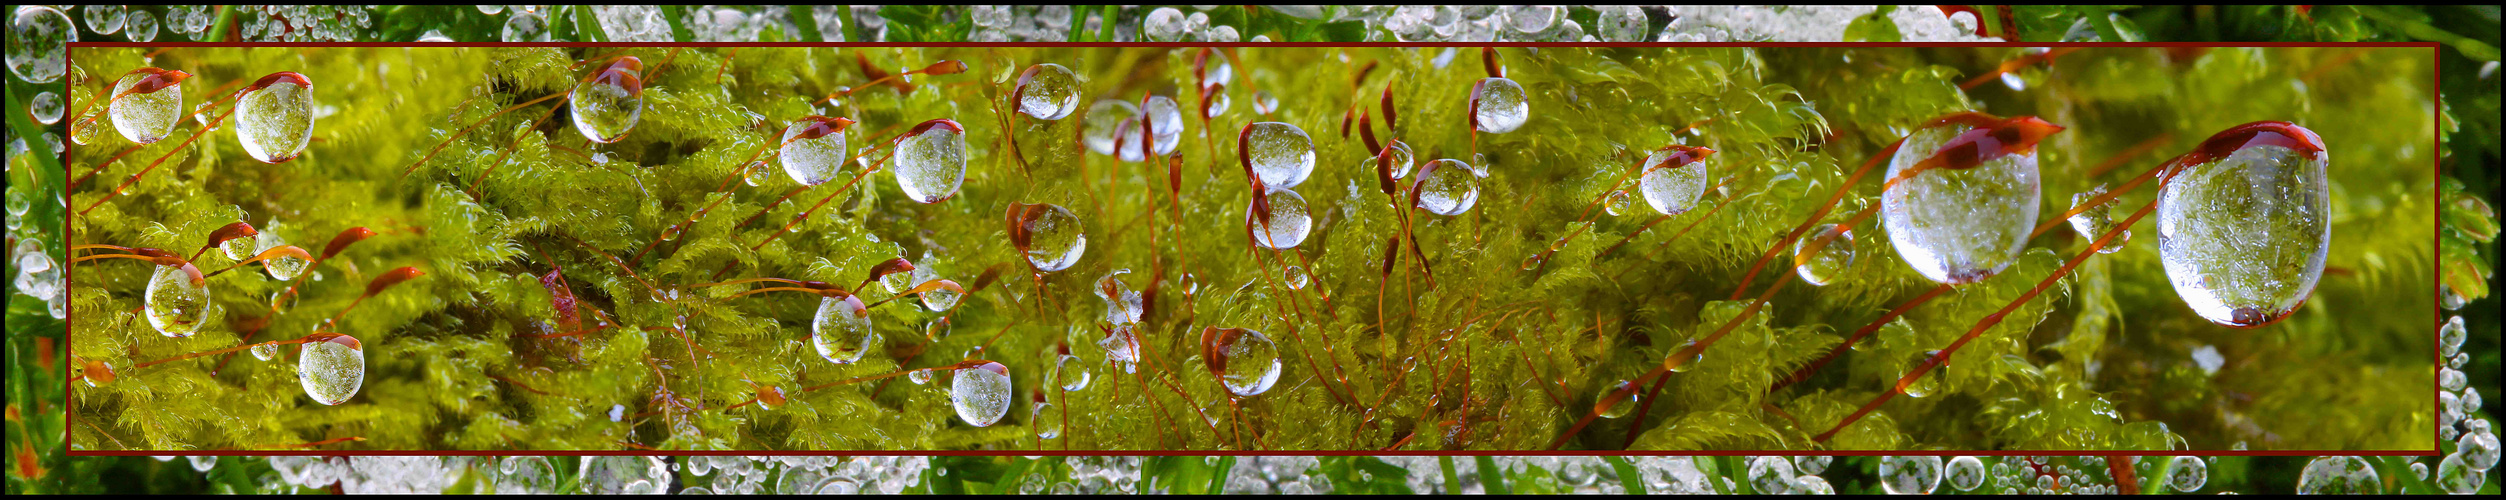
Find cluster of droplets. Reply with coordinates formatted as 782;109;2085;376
969;5;1077;42
676;5;802;43
1215;456;1336;494
234;5;379;42
2431;315;2498;494
8;236;67;319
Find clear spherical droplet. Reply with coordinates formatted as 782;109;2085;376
907;370;933;385
1251;187;1312;250
1595;5;1647;42
299;334;365;405
1881;125;2041;285
1031;401;1062;439
1594;379;1639;418
1016;63;1081;121
2165;455;2207;492
1413;159;1480;216
1014;203;1087;273
235;73;316;163
85;5;127;35
1900;350;1946;398
741;161;775;187
502;10;551;42
2459;431;2500;471
1205;328;1282;397
2295;456;2381;495
1793;224;1856;286
1379;139;1417;180
2437;452;2485;493
811;295;875;364
1281;265;1310;290
1082;100;1139;156
2157;140;2330;327
1141;7;1187;42
950;361;1013;427
1251;90;1278;115
144;264;212;338
1793;456;1832;475
251;342;280;361
1794;475;1834;495
29;91;63;124
253;230;310;281
2441;316;2467;357
1878;456;1943;495
893;120;967;203
1143;95;1183;156
1749;456;1798;493
1603;190;1632;216
6;6;75;84
780;116;850;186
912;268;961;312
1245;122;1315;189
1944;456;1984;491
111;69;187;144
570;57;644;144
1055;354;1091;391
1472;77;1530;134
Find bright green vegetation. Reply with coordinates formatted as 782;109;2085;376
43;46;2448;455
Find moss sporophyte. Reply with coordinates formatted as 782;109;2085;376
62;46;2434;451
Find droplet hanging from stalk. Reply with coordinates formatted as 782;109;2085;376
950;361;1013;427
1082;100;1139;156
233;71;315;163
569;56;644;144
144;262;212;338
108;67;190;144
1248;184;1311;250
1637;145;1715;216
780;116;855;186
2155;121;2330;328
1007;203;1087;273
1142;94;1183;156
811;294;875;365
298;333;365;405
1201;327;1281;397
2067;184;2128;254
1880;113;2061;285
1240;122;1315;189
1411;159;1480;216
1013;63;1081;121
891;119;967;204
1792;223;1856;286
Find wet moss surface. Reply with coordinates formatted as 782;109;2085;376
57;46;2444;452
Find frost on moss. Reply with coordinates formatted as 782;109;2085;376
61;46;2436;451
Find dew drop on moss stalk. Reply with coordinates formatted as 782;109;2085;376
235;72;316;163
1016;63;1080;121
1250;187;1311;250
111;68;188;144
1881;124;2042;285
893;119;967;204
569;56;643;143
1792;224;1855;286
1413;159;1480;216
144;263;212;338
780;116;852;186
299;334;365;405
1013;203;1086;273
1244;122;1315;189
1472;77;1529;134
950;361;1013;427
1081;100;1139;156
2156;123;2330;328
811;295;874;365
1202;328;1281;397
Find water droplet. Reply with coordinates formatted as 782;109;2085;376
2165;455;2207;492
1794;475;1834;495
299;334;365;405
235;72;315;163
893;120;967;203
811;295;875;365
1281;265;1310;290
913;270;960;312
478;5;507;15
1055;354;1090;391
1413;159;1480;216
1205;91;1232;119
6;7;75;84
1251;90;1278;115
1082;100;1139;156
1666;339;1703;372
1031;402;1062;439
187;455;215;472
84;5;128;35
1095;269;1142;325
1595;5;1647;42
253;229;310;280
907;370;933;385
144;264;212;338
1143;95;1183;156
1016;63;1081;121
2460;431;2500;470
2443;368;2468;392
1472;77;1530;134
1203;328;1282;397
1593;379;1639;418
1013;203;1087;272
741;161;775;187
1878;456;1943;495
780;116;850;186
2412;461;2431;481
2292;456;2381;494
1141;8;1187;42
1881;124;2042;285
1603;190;1631;216
1749;456;1798;493
1791;224;1857;286
1372;139;1417;181
502;10;551;42
2438;452;2486;493
251;342;280;361
1900;350;1945;398
2157;137;2330;327
29;91;62;124
753;385;785;410
1638;153;1711;217
950;361;1013;427
1251;186;1312;249
1245;122;1316;189
608;404;626;422
1792;456;1831;475
111;69;187;144
1099;323;1142;372
2067;184;2129;253
570;57;644;143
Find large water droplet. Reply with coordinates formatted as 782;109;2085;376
1016;63;1081;121
1881;125;2042;285
1055;354;1091;391
893;120;967;203
1143;95;1183;156
85;5;127;35
570;57;644;144
2067;184;2128;253
502;10;552;42
1413;159;1480;216
1472;77;1529;134
1141;7;1187;42
1594;379;1639;418
2439;452;2486;493
1031;401;1062;439
1900;350;1946;398
2460;431;2500;470
1794;456;1832;475
912;268;960;312
1251;186;1311;249
1877;456;1943;495
299;334;365;405
1792;224;1856;286
780;116;850;186
1945;456;1985;491
111;69;186;144
1014;203;1087;272
7;7;75;84
811;295;875;364
1245;122;1315;189
2156;142;2330;327
1379;139;1417;180
1204;328;1281;397
254;229;310;281
235;72;315;163
1638;148;1711;216
144;264;211;338
2295;456;2381;495
1081;100;1139;156
950;361;1013;427
1749;456;1798;493
2165;455;2207;492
